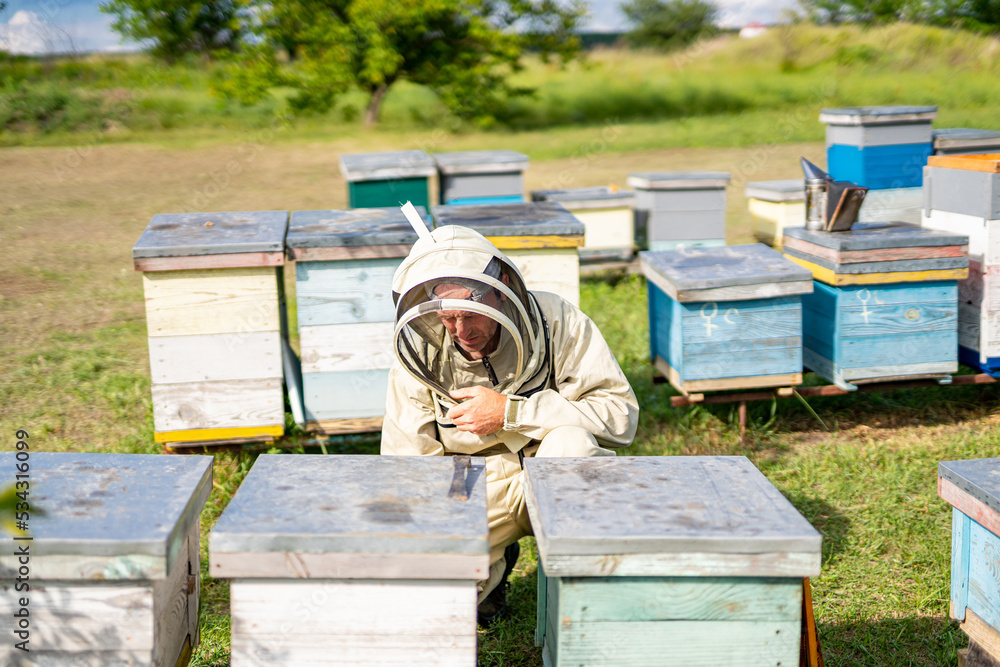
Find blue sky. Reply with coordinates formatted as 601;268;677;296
0;0;800;55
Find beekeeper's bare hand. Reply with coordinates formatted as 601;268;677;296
448;386;506;435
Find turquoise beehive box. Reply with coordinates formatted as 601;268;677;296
339;151;436;209
640;243;813;394
525;456;822;667
286;206;432;433
210;455;488;667
0;453;212;666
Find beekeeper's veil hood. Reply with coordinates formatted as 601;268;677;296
392;225;550;404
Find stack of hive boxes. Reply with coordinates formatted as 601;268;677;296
921;154;1000;374
339;150;436;209
938;457;1000;666
627;171;730;251
782;222;967;390
933;128;1000;156
530;186;636;262
640;244;813;395
133;211;289;447
744;179;805;250
822;106;937;225
286;207;432;433
433;150;528;205
432;202;585;305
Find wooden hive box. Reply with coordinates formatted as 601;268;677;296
286;207;432;433
640;244;813;394
133;210;289;446
339;150;436;209
958;258;1000;374
857;187;923;225
210;454;489;667
745;179;805;250
0;453;212;666
925;155;1000;221
531;186;636;262
821;106;937;190
939;457;1000;663
432;202;585;305
627;171;730;251
432;150;529;205
933;129;1000;156
783;223;967;389
524;456;822;667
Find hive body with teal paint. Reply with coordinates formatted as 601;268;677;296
340;151;436;209
286;207;432;430
525;456;822;667
641;244;813;394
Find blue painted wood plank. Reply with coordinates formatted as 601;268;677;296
964;515;1000;632
678;297;801;343
839;331;957;368
959;345;1000;375
445;195;525;206
302;370;390;420
295;258;402;326
682;341;802;380
940;459;1000;519
827;143;932;189
953;508;971;622
536;561;548;648
838;303;958;336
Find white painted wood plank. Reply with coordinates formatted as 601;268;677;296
143;267;280;337
504;248;579;306
2;554;165;582
230;579;476;666
152;378;283;433
0;583;154;652
572;207;634;252
148;331;281;383
0;650;153;666
152;523;196;667
537;550;821;578
299;322;395;373
922;209;992;263
211;551;489;580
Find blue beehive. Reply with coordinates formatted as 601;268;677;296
640;244;813;394
821;106;937;190
783;222;967;390
286;207;432;432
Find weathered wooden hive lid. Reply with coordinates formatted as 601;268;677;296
524;456;822;576
627;171;731;190
927;153;1000;173
744;179;805;203
639;243;813;303
432;201;585;238
209;455;490;579
932;128;1000;151
132;210;289;260
783;222;968;251
432;150;529;174
531;186;636;208
939;458;1000;513
819;105;938;125
339;150;436;181
287;207;431;248
0;453;212;581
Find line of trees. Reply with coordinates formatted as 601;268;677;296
800;0;1000;30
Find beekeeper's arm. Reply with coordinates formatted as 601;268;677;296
380;363;445;456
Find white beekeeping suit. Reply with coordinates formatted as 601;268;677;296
381;224;638;619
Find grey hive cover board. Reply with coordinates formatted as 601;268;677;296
210;455;489;556
627;171;731;190
431;201;584;237
745;179;805;202
933;128;1000;151
782;246;967;274
939;458;1000;515
339;150;436;181
133;211;289;258
0;453;212;572
287;207;431;248
531;186;636;207
639;243;812;292
819;105;938;125
524;456;821;556
432;150;529;174
783;222;967;251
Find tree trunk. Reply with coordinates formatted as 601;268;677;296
364;83;390;127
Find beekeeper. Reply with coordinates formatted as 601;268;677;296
381;221;638;627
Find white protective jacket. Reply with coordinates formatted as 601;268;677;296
381;225;638;456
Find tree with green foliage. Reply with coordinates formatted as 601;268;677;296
214;0;584;127
801;0;1000;29
100;0;245;62
620;0;718;50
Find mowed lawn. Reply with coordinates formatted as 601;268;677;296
3;129;1000;666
